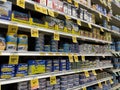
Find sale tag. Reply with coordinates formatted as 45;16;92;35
50;76;57;85
9;55;19;65
67;0;72;3
65;15;71;20
77;20;81;26
68;54;74;62
74;1;79;7
81;56;85;61
98;82;103;88
84;71;90;77
72;36;77;43
100;27;104;32
30;78;39;89
88;23;92;28
17;0;25;8
41;7;48;15
74;55;79;62
99;13;102;18
54;32;60;41
48;9;55;17
82;87;86;90
110;79;114;84
92;70;97;75
34;4;42;13
8;25;18;34
31;28;39;37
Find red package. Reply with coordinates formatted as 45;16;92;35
53;0;63;12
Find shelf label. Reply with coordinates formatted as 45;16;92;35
109;79;113;84
31;78;39;89
31;28;39;37
50;76;57;85
81;56;85;61
17;0;25;8
9;55;19;65
8;25;18;34
34;4;42;13
74;55;79;62
84;71;90;77
48;9;55;17
98;82;103;88
72;36;77;43
67;0;72;3
74;1;79;8
88;23;92;28
54;32;60;41
68;54;74;62
41;7;48;15
92;70;97;75
100;27;104;32
1;0;6;2
82;87;86;90
105;81;107;85
99;13;102;18
77;20;81;26
107;17;110;22
65;15;71;20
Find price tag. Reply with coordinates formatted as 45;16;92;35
74;55;79;62
9;55;19;65
48;9;55;17
74;1;79;7
109;79;113;84
50;76;57;85
88;23;92;28
99;13;102;18
72;36;77;43
41;7;48;15
81;56;85;61
102;55;105;58
30;78;39;89
98;82;103;88
65;15;71;20
92;70;97;75
100;27;104;32
1;0;6;2
17;0;25;8
107;17;110;22
54;32;60;41
67;0;72;3
77;20;81;26
31;28;39;37
34;4;42;13
84;71;90;77
105;81;107;85
68;54;74;62
8;25;18;34
82;87;86;90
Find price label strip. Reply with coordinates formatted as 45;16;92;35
82;87;86;90
48;9;55;17
92;70;97;75
74;1;79;8
50;76;57;85
84;71;90;77
8;25;18;34
31;28;39;37
17;0;25;9
81;56;85;62
74;55;79;62
72;36;77;43
77;20;81;26
68;54;74;62
54;32;60;41
65;15;71;20
41;7;48;15
98;82;103;88
30;78;39;90
9;55;19;65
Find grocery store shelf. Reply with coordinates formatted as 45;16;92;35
0;51;112;56
0;65;113;85
111;1;120;15
111;30;120;39
0;19;112;44
111;84;120;90
67;76;113;90
111;16;120;28
111;51;120;57
110;69;120;73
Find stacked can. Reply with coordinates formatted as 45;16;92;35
116;41;120;51
59;59;67;71
60;76;68;90
66;59;71;70
46;60;53;72
79;73;87;85
73;74;79;86
53;60;59;72
39;79;47;90
53;78;60;90
18;81;28;90
46;79;53;90
70;44;79;53
51;37;58;52
44;45;51;52
67;75;74;88
35;33;44;51
63;43;70;52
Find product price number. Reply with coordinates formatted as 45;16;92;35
34;4;42;13
9;55;19;65
31;28;39;37
54;32;60;41
48;9;55;17
8;25;18;34
17;0;25;8
31;78;39;89
50;76;57;85
72;36;77;43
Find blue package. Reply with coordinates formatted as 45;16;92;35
0;72;14;79
15;71;28;77
1;64;15;72
16;63;28;71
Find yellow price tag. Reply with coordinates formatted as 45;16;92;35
8;25;18;34
100;0;103;3
64;27;67;32
82;87;87;90
17;0;25;9
88;23;92;28
72;36;77;43
9;55;19;65
99;13;102;18
74;1;79;7
54;32;60;41
67;0;72;3
98;82;103;88
110;79;114;84
30;78;39;89
65;15;71;20
100;27;104;32
81;56;85;61
105;81;107;85
74;55;79;62
77;20;81;26
41;7;48;15
50;76;57;85
92;70;97;75
48;9;55;17
34;4;42;13
68;54;74;62
55;25;59;30
107;17;110;22
31;28;39;37
84;71;90;77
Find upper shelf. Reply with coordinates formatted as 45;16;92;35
111;1;120;15
111;15;120;28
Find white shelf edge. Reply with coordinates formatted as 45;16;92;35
67;76;113;90
111;69;120;73
111;84;120;90
0;65;113;85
